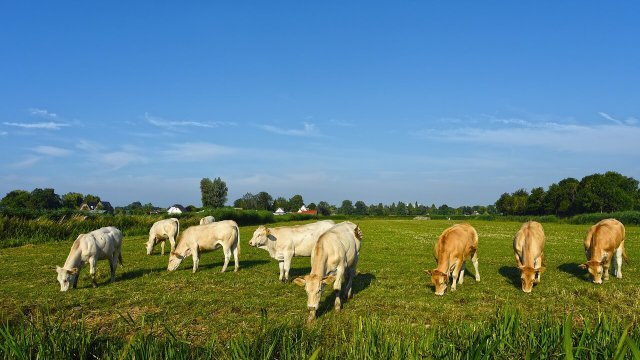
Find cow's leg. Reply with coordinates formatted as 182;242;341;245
283;253;292;282
534;256;542;283
603;260;611;281
514;253;523;268
169;236;176;253
161;240;165;256
472;251;480;281
109;255;117;283
192;247;199;273
221;245;231;273
450;260;462;291
72;266;80;288
344;268;356;300
458;261;466;285
615;246;623;278
278;260;285;282
333;267;345;311
89;257;98;288
232;241;239;272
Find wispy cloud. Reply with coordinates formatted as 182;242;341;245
28;108;58;118
33;145;71;157
97;150;148;170
259;122;318;137
3;122;70;130
145;113;235;129
599;112;637;125
0;131;7;136
11;155;42;168
416;120;640;155
163;142;237;161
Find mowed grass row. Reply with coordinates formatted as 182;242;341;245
1;219;639;346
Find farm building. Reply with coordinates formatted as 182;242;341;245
273;208;286;215
167;204;186;214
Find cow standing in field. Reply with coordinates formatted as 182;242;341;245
249;220;335;282
513;221;545;293
425;223;480;296
200;216;215;225
294;221;362;322
55;226;123;291
579;218;627;284
167;220;240;273
146;218;179;255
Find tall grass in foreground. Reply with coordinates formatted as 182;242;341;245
1;309;639;359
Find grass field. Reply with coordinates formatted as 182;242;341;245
1;219;640;356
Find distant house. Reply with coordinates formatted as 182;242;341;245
273;208;286;215
167;204;186;214
297;205;308;213
297;205;317;215
80;201;114;214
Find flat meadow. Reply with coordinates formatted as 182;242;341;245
1;218;640;358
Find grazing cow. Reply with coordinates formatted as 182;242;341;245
249;220;335;282
167;220;240;273
513;221;546;293
294;222;362;322
146;218;180;255
55;226;123;291
579;218;627;284
200;216;215;225
425;223;480;296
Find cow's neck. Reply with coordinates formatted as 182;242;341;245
435;252;450;274
63;247;83;269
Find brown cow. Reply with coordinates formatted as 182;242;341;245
513;221;545;293
425;223;479;296
579;218;627;284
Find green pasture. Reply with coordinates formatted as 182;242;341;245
1;219;639;346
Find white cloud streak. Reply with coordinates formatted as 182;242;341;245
32;145;72;157
28;108;58;118
259;122;318;136
163;142;237;161
145;113;235;129
11;155;42;168
3;122;70;130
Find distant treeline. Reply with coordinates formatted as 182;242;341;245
495;171;640;217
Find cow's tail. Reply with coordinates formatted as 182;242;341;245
234;223;241;256
354;224;363;242
623;245;630;264
118;252;124;266
175;218;180;241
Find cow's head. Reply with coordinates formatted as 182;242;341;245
55;266;78;292
579;260;604;284
424;269;448;296
167;249;190;271
294;274;336;322
249;226;272;247
519;265;545;293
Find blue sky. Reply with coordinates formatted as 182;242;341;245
1;2;639;207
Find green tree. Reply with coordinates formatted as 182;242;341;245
525;187;546;215
62;192;84;209
354;200;368;215
396;201;408;215
288;195;304;212
273;197;289;211
317;201;331;216
307;202;317;210
29;188;62;210
256;191;273;211
1;190;31;209
339;200;354;215
201;177;227;208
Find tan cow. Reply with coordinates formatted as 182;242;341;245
200;216;215;225
513;221;545;293
167;220;240;273
294;221;362;322
55;226;123;291
145;218;179;255
249;220;335;282
579;218;627;284
425;223;479;296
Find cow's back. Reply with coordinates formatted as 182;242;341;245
589;219;625;252
185;220;238;249
82;226;122;260
274;220;335;256
437;223;477;259
514;221;544;258
313;222;358;270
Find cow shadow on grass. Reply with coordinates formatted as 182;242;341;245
558;263;590;282
498;266;521;289
288;266;312;278
315;272;376;320
118;266;168;282
194;259;269;272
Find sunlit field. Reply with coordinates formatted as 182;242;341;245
1;219;639;358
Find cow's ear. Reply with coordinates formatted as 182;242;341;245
424;269;433;275
293;277;306;287
518;265;525;270
69;267;78;274
322;275;336;285
265;228;271;236
578;263;587;269
56;266;62;273
536;266;546;274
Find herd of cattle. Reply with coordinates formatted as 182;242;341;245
55;217;627;321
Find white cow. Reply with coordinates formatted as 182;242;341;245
55;226;123;291
145;218;180;255
200;216;216;225
249;220;335;282
294;221;362;322
168;220;240;273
